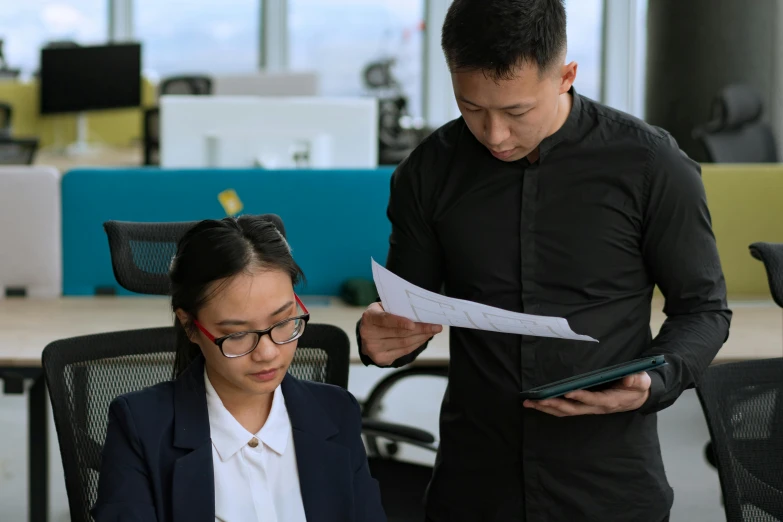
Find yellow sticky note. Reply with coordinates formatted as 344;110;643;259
218;189;244;216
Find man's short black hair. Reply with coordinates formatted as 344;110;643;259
441;0;567;80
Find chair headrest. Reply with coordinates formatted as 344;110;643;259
711;85;763;130
103;214;286;295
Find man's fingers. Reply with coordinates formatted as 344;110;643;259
525;398;602;417
367;310;416;330
564;390;616;408
364;333;434;353
364;312;442;336
619;372;650;391
368;335;432;365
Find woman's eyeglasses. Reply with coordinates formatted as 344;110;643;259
193;295;310;358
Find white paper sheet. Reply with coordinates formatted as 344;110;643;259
372;259;598;342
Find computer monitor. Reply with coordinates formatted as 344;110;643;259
159;96;378;169
39;43;141;115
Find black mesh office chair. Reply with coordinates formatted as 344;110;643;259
0;102;12;138
142;75;212;166
142;107;160;166
42;322;351;522
704;242;783;474
0;137;38;165
696;358;783;522
693;84;779;163
102;215;440;521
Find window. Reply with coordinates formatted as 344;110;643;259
0;0;107;78
564;0;604;102
633;0;648;118
288;0;425;117
135;0;259;79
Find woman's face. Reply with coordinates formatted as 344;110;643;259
178;268;301;397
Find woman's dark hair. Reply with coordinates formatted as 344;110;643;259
441;0;567;81
169;215;304;377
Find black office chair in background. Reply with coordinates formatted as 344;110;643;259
102;215;441;521
159;75;213;96
0;102;12;138
142;75;213;166
693;84;779;163
704;242;783;472
749;242;783;310
142;107;160;166
696;358;783;522
0;137;39;165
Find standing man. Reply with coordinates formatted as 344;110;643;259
358;0;731;521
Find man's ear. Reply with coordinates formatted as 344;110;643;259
559;61;577;94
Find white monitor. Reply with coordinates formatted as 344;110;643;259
212;72;319;97
159;96;378;169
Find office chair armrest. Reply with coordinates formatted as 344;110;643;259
362;366;448;456
362;418;436;446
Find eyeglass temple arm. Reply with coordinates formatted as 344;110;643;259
295;293;309;315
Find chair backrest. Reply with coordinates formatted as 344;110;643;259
142;107;160;166
696;359;783;522
0;102;12;135
103;215;286;295
0;137;38;165
159;75;213;96
42;322;349;522
695;84;779;163
749;242;783;309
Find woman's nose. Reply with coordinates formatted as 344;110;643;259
251;335;279;362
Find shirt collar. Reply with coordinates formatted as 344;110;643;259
537;85;583;161
204;368;290;461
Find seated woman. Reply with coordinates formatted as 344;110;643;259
93;215;386;522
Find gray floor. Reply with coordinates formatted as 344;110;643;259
0;366;725;521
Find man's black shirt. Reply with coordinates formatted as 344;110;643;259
359;89;731;522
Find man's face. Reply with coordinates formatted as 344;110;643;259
452;60;575;162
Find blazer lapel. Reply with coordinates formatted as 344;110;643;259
171;357;215;522
282;376;355;522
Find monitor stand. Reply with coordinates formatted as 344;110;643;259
63;112;103;157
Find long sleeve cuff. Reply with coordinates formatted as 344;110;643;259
637;367;667;415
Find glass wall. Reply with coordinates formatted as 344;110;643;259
0;0;107;78
565;0;604;102
135;0;259;79
288;0;425;117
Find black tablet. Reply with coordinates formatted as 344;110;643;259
519;355;667;401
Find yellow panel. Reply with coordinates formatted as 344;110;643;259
0;80;39;138
702;164;783;299
0;77;158;148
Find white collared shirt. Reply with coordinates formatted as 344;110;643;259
205;369;307;522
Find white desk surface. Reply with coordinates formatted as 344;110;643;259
0;297;780;368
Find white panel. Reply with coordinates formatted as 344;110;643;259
0;166;61;298
159;96;378;169
213;72;319;96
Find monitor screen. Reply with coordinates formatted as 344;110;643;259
39;43;142;115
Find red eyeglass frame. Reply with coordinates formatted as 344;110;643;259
193;294;310;358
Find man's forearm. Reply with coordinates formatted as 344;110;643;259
639;309;731;414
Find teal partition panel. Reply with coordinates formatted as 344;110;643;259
61;168;394;296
